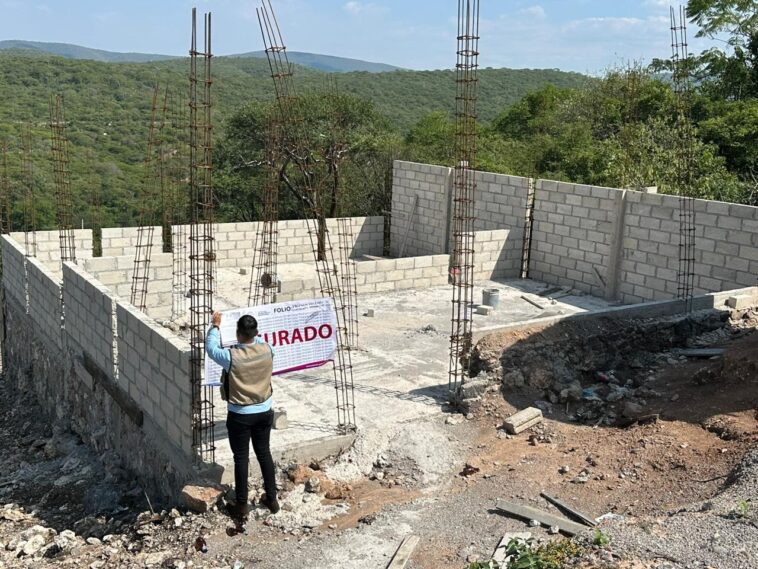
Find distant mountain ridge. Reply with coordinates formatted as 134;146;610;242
0;40;402;72
0;40;178;63
230;50;402;73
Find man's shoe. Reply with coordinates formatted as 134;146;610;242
259;494;280;514
227;501;249;521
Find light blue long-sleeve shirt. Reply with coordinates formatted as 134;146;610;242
205;326;273;414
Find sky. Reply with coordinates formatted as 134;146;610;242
0;0;720;74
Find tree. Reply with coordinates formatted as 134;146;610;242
687;0;758;99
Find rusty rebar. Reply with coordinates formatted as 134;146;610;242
449;0;480;394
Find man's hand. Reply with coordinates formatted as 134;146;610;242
212;311;222;327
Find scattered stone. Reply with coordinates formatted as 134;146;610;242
181;484;224;513
21;534;47;556
559;465;570;475
529;519;541;527
445;414;464;426
548;525;560;535
459;463;480;477
623;401;644;419
86;537;101;546
305;476;321;493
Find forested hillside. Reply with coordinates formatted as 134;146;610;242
0;52;587;228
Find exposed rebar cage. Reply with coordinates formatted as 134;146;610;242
21;124;37;258
130;86;161;312
250;114;281;307
336;217;358;347
257;0;356;431
49;94;77;265
189;8;216;463
520;176;536;279
670;5;696;312
448;0;480;395
169;89;190;321
0;141;11;235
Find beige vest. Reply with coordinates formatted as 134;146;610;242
221;343;273;406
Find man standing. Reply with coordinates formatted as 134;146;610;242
205;311;279;520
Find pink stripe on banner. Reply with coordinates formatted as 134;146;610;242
274;359;333;376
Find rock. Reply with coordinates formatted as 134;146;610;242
529;519;540;527
548;525;560;535
460;379;489;400
144;551;168;566
22;534;47;556
503;370;526;387
445;414;464;426
287;465;315;484
86;537;101;546
174;517;183;528
559;465;570;474
1;508;25;522
180;484;223;513
560;381;583;402
305;476;321;493
89;562;106;569
572;470;591;484
43;438;62;459
623;401;644;419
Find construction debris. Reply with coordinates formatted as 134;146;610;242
539;492;597;527
503;407;543;435
680;348;725;358
386;535;419;569
520;295;545;310
494;500;588;536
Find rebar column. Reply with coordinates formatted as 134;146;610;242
49;94;77;265
188;8;216;463
250;114;280;307
21;124;36;258
670;5;696;312
130;86;161;312
448;0;480;395
257;0;356;431
0;141;11;235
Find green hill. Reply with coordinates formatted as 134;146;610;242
0;40;178;63
0;51;587;228
231;50;402;73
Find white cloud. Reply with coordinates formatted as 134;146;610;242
519;5;546;20
343;1;386;16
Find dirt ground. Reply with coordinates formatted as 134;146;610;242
0;310;756;568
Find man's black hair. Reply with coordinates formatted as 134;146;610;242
237;315;258;341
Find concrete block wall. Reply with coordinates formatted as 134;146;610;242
354;254;450;293
26;256;63;349
2;236;28;308
619;192;758;303
10;229;93;269
101;217;385;268
63;262;117;378
390;162;529;280
116;301;192;454
390;162;451;258
83;253;174;321
474;230;514;280
529;180;619;297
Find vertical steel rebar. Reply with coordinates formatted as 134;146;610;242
49;94;77;265
21;124;37;258
449;0;480;395
250;113;280;307
0;141;11;235
520;176;536;279
670;5;696;312
130;85;161;312
189;8;216;463
257;0;356;431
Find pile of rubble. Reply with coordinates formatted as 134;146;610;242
471;307;758;426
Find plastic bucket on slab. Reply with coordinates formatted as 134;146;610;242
482;288;500;309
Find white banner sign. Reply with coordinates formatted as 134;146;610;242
203;297;338;386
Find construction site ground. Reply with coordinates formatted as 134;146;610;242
1;291;757;568
209;275;611;481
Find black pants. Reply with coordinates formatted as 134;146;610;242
226;410;277;505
